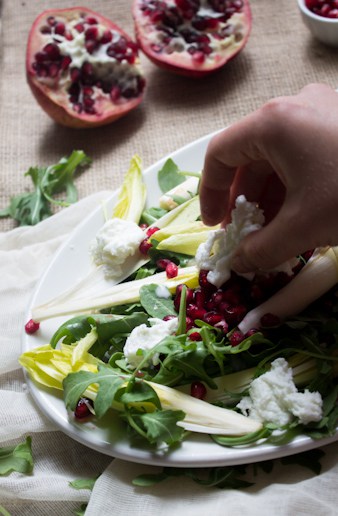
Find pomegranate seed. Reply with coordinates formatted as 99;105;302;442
229;330;244;346
189;331;202;341
25;319;40;334
187;304;207;320
245;328;259;338
190;381;207;400
174;285;194;311
110;86;121;102
203;311;223;326
139;238;152;255
193;288;207;308
222;289;241;305
43;43;60;60
84;105;97;115
219;301;230;313
74;23;85;33
54;22;65;35
70;67;80;82
214;319;228;333
186;316;194;331
49;63;60;78
157;258;172;270
83;96;95;108
206;16;220;29
126;53;137;65
198;270;217;292
81;62;94;77
85;40;98;54
101;30;113;44
85;26;99;41
35;52;46;63
74;398;94;419
146;226;160;237
166;262;178;278
163;314;177;321
192;16;208;30
83;86;94;95
260;313;281;328
223;304;247;326
61;56;72;70
86;16;98;25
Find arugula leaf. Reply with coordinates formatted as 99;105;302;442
140;206;168;226
158;158;186;193
74;504;88;516
119;381;161;408
126;409;186;445
133;448;326;489
139;284;176;318
0;436;33;476
280;449;325;475
69;477;98;490
0;151;90;226
63;364;125;418
51;312;148;359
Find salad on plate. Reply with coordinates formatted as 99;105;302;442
20;154;338;454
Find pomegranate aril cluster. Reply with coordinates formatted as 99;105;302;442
140;0;245;63
34;12;144;115
174;269;250;335
305;0;338;17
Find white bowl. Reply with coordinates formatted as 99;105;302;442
297;0;338;46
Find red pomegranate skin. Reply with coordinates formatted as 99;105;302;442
26;7;146;128
132;0;252;77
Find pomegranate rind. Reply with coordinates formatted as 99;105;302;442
132;0;252;77
26;7;146;128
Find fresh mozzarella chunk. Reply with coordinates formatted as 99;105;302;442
90;218;145;279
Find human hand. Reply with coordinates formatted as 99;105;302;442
199;83;338;273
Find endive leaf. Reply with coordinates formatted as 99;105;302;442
111;155;146;223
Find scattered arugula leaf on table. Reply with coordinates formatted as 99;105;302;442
0;436;33;476
0;150;91;226
132;448;326;489
69;477;98;490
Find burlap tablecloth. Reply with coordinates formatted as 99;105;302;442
1;1;338;515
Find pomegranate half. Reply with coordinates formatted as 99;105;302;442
26;7;146;128
132;0;252;77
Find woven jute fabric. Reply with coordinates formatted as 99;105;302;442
1;0;338;231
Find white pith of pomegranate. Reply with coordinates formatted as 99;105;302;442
132;0;252;77
26;8;146;128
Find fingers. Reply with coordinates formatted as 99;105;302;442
231;201;314;273
200;118;264;225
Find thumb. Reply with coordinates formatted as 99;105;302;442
231;208;310;273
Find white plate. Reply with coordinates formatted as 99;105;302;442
22;131;338;468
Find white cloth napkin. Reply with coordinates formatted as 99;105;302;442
1;193;338;516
